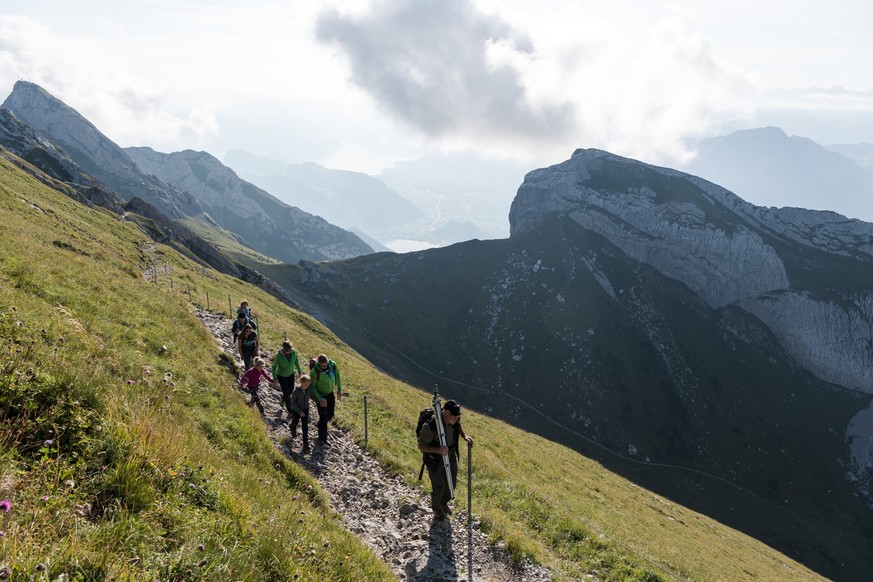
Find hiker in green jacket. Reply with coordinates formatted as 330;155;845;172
272;341;303;419
310;353;343;447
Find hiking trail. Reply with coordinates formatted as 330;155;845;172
196;309;555;582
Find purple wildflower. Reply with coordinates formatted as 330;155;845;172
43;439;54;447
0;499;10;512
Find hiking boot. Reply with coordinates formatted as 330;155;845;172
301;444;311;454
318;439;331;448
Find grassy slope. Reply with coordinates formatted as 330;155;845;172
0;153;825;580
257;218;873;579
0;154;392;580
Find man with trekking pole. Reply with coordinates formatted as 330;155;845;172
417;397;473;522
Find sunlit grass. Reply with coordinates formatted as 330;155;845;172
0;152;826;581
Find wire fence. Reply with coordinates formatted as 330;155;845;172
148;267;873;580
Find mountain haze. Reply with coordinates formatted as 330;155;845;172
224;149;425;232
126;147;373;263
268;149;873;580
2;81;372;263
682;127;873;221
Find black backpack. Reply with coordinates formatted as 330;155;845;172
416;408;436;441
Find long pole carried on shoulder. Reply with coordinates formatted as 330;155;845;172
432;386;454;500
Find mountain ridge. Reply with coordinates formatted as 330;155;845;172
266;149;873;579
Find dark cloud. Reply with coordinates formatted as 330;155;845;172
316;0;575;143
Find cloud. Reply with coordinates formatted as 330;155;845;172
315;2;758;165
315;0;577;150
0;15;219;151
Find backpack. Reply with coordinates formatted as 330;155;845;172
416;408;436;441
308;358;317;371
416;408;437;480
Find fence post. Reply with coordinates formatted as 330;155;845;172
206;290;210;311
364;394;369;445
467;439;473;582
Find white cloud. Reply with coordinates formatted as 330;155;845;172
0;15;220;151
0;1;870;171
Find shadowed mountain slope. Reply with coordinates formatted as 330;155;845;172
263;150;873;580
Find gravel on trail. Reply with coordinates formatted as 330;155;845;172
197;309;554;582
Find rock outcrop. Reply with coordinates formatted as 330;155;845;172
510;148;873;392
509;148;873;504
126;147;373;262
3;81;203;220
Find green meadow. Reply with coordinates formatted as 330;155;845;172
0;152;823;580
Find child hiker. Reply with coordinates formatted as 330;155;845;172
239;357;273;411
289;374;312;453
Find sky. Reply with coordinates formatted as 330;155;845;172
0;0;871;174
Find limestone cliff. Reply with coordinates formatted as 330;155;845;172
510;148;873;504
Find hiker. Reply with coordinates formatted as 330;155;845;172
272;340;302;418
310;353;343;447
417;399;473;521
239;357;273;411
237;324;259;371
288;374;312;453
231;311;257;342
237;300;252;319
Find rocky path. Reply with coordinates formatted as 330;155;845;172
197;309;552;582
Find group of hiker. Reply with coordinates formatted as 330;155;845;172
232;299;472;522
232;301;343;452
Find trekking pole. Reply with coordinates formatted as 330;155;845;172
432;387;454;500
467;439;473;582
364;394;369;445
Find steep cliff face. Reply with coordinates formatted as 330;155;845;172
2;81;203;220
510;148;873;392
509;148;873;505
125;147;373;262
0;108;124;213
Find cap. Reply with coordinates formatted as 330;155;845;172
282;341;292;350
444;400;461;416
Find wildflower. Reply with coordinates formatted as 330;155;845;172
43;439;54;447
0;530;5;537
126;379;134;385
40;495;49;502
197;543;205;551
64;479;75;488
0;499;10;512
100;465;107;472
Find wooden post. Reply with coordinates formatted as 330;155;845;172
364;394;369;445
467;439;473;581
